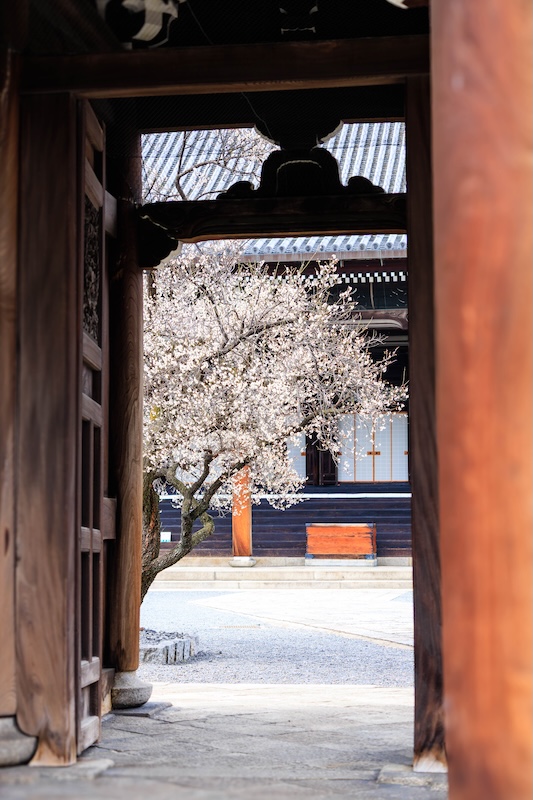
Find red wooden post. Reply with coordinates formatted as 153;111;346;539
432;2;532;797
231;466;255;566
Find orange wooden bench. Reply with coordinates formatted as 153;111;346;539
305;523;377;561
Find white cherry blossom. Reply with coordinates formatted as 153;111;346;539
141;242;405;598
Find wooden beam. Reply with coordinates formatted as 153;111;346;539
16;93;78;765
107;130;144;674
432;1;532;798
0;50;19;718
21;35;429;99
406;75;445;772
138;193;406;265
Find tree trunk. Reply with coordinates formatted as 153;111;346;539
142;471;161;569
140;490;214;602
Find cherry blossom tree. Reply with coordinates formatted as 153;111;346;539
141;243;405;599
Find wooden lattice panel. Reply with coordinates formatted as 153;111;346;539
77;102;116;755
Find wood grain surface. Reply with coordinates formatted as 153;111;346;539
138;194;406;263
0;50;19;717
21;36;429;99
16;93;78;765
432;2;533;797
306;524;376;556
107;130;143;672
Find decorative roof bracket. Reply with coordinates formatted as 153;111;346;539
137;147;406;268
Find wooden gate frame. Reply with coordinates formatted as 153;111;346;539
2;6;531;793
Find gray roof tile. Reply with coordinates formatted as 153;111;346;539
142;123;406;260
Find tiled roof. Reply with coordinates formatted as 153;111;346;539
142;122;407;261
242;233;406;261
326;122;405;193
142;128;270;201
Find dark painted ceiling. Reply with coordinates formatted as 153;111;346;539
26;1;428;53
24;1;427;143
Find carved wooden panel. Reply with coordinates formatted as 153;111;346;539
83;196;101;342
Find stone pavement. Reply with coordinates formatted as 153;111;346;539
0;587;447;799
0;685;447;799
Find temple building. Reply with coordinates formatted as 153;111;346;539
147;123;412;556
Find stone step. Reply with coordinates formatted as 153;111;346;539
153;579;413;591
152;564;413;590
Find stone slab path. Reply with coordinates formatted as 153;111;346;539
0;587;448;798
0;685;447;799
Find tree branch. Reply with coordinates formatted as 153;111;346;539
140;511;215;601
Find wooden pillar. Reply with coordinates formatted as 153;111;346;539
406;76;445;771
0;50;19;722
231;466;254;562
107;128;150;703
432;2;532;798
0;12;33;766
16;93;79;765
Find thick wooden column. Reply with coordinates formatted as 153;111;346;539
16;93;79;765
231;466;254;561
107;129;148;697
0;50;19;721
432;2;532;799
406;76;445;771
0;12;30;759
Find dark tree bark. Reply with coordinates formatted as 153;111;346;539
140;474;215;602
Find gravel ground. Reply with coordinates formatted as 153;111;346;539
139;590;414;686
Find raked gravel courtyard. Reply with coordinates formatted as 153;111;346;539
1;587;450;799
138;588;414;686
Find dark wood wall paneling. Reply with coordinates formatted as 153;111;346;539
432;2;532;798
406;75;445;770
16;93;79;765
